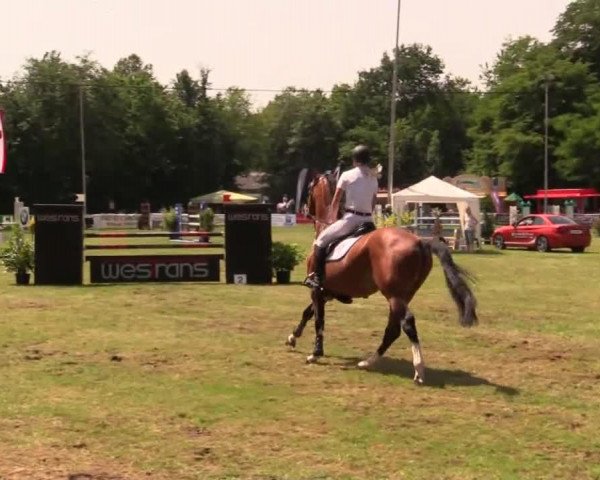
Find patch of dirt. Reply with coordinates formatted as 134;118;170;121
22;347;67;361
0;445;167;480
5;299;55;309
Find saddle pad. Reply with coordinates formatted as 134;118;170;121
326;236;363;262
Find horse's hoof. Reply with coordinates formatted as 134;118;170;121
306;354;320;364
413;372;425;385
357;354;380;370
286;334;296;348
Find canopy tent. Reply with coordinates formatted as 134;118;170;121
392;175;483;240
189;190;259;205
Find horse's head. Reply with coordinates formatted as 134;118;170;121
306;169;343;236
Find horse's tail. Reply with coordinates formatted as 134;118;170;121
426;238;478;327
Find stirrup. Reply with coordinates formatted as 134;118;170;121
303;273;323;290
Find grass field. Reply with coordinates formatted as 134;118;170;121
1;226;599;479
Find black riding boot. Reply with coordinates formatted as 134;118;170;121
304;245;328;289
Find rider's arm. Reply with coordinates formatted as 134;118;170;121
329;188;344;222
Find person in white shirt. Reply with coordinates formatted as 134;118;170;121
304;145;379;289
463;206;479;252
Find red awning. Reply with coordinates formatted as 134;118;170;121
524;188;600;199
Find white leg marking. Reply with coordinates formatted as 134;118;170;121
357;353;381;369
411;342;425;384
306;354;319;363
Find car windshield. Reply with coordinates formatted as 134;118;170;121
548;216;577;225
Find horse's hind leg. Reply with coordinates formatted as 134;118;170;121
358;298;405;369
306;289;325;363
286;304;314;348
401;309;425;384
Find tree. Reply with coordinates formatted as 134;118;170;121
553;0;600;79
329;44;475;187
425;130;442;176
0;52;88;206
553;92;600;188
258;88;341;197
467;38;598;193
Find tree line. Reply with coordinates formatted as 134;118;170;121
1;0;599;213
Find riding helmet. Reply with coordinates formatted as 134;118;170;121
351;145;371;165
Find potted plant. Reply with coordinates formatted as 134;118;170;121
199;207;215;242
1;225;35;285
271;241;305;284
162;207;179;239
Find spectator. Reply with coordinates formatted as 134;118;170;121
463;206;479;253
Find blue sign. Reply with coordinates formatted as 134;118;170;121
175;203;183;233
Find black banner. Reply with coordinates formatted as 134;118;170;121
88;254;221;283
34;204;83;285
225;204;272;284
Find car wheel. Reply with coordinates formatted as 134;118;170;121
536;236;550;252
493;234;505;250
571;247;585;253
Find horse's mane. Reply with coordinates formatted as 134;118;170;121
307;172;344;222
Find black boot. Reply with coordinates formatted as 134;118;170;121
304;246;328;289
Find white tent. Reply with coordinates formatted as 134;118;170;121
392;175;483;240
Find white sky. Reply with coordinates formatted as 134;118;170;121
1;0;572;106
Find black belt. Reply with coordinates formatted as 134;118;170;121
345;208;371;217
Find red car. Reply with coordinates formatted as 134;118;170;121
493;214;592;253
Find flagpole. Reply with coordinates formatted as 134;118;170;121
79;86;87;218
387;0;401;205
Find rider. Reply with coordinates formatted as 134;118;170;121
304;144;379;289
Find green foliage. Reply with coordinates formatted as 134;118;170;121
467;36;600;193
375;213;398;228
481;213;496;240
0;225;34;273
162;208;178;232
399;210;415;226
479;195;495;213
199;208;215;232
376;210;413;228
271;241;305;272
0;55;257;211
553;0;600;79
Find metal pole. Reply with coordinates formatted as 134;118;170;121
387;0;401;205
543;78;549;213
79;86;87;218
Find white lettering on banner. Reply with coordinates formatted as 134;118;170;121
37;214;80;223
228;213;270;222
99;262;211;280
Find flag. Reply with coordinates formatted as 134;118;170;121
0;110;6;174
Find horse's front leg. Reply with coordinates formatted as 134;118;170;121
286;303;314;348
306;289;325;363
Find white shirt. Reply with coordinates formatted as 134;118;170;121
464;213;478;231
336;166;378;214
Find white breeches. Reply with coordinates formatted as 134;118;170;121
314;213;373;247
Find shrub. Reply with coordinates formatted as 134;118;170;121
271;242;305;272
199;208;215;232
481;212;496;239
162;208;178;232
0;225;34;274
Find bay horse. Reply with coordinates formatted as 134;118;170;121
285;172;478;383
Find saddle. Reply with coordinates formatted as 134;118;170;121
325;222;376;261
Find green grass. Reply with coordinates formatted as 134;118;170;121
1;226;599;479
